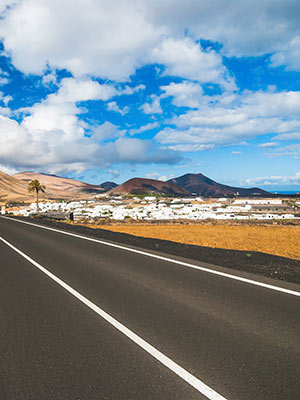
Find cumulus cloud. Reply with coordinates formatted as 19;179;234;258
0;0;163;80
0;67;10;85
119;84;146;95
243;172;300;187
42;71;57;87
0;1;17;16
20;78;116;145
155;90;300;150
92;122;126;142
141;95;162;114
0;76;180;173
270;36;300;71
1;0;300;84
161;81;204;108
146;171;170;181
259;142;279;148
0;92;12;113
274;133;300;141
107;101;129;116
1;0;300;177
152;37;235;89
0;113;180;173
108;169;120;178
266;143;300;158
129;122;159;135
144;0;300;70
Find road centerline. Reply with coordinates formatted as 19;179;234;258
1;216;300;297
0;234;227;400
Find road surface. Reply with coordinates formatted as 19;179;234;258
0;216;299;399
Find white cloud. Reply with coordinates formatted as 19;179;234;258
42;71;57;86
92;122;125;142
0;76;179;173
119;84;146;95
259;142;279;148
161;81;204;108
155;90;300;151
0;112;179;173
146;171;170;181
108;169;120;178
144;0;300;71
271;36;300;71
114;138;151;163
0;78;130;171
146;171;160;179
243;172;300;187
0;77;9;85
0;67;10;85
129;122;159;135
0;163;19;175
52;77;117;104
274;133;300;141
0;1;17;16
107;101;129;116
232;151;242;154
0;92;12;108
141;95;162;114
152;37;235;89
1;0;300;83
0;0;163;80
266;143;300;158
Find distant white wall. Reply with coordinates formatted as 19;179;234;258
233;199;282;205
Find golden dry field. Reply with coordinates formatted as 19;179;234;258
98;224;300;260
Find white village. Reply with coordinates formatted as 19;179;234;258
6;196;300;222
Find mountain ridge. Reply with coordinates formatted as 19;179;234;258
108;177;190;197
13;171;106;199
1;170;274;204
168;173;270;197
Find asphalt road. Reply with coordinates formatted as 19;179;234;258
0;216;299;400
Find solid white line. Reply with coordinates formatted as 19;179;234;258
0;234;227;400
2;216;300;298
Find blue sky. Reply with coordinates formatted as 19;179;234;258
0;0;300;191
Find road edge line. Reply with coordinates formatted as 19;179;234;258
0;234;227;400
2;216;300;297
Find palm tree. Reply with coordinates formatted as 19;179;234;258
28;179;46;214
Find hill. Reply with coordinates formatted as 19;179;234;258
13;172;105;199
99;181;118;190
0;171;31;203
168;173;270;197
109;177;190;197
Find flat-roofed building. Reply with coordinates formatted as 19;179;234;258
250;204;294;213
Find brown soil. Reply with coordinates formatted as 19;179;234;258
97;223;300;260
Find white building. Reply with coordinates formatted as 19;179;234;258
233;199;283;205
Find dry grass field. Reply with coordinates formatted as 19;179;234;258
98;223;300;260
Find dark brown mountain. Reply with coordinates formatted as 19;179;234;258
109;177;190;197
168;173;270;197
99;181;118;191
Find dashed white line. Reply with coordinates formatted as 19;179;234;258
0;234;227;400
2;216;300;298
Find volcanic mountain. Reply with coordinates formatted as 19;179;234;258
13;172;106;199
99;181;118;191
168;173;270;197
0;171;31;203
109;177;190;197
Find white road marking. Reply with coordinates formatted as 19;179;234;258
0;235;227;400
2;216;300;298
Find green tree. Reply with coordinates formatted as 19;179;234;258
28;179;46;214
